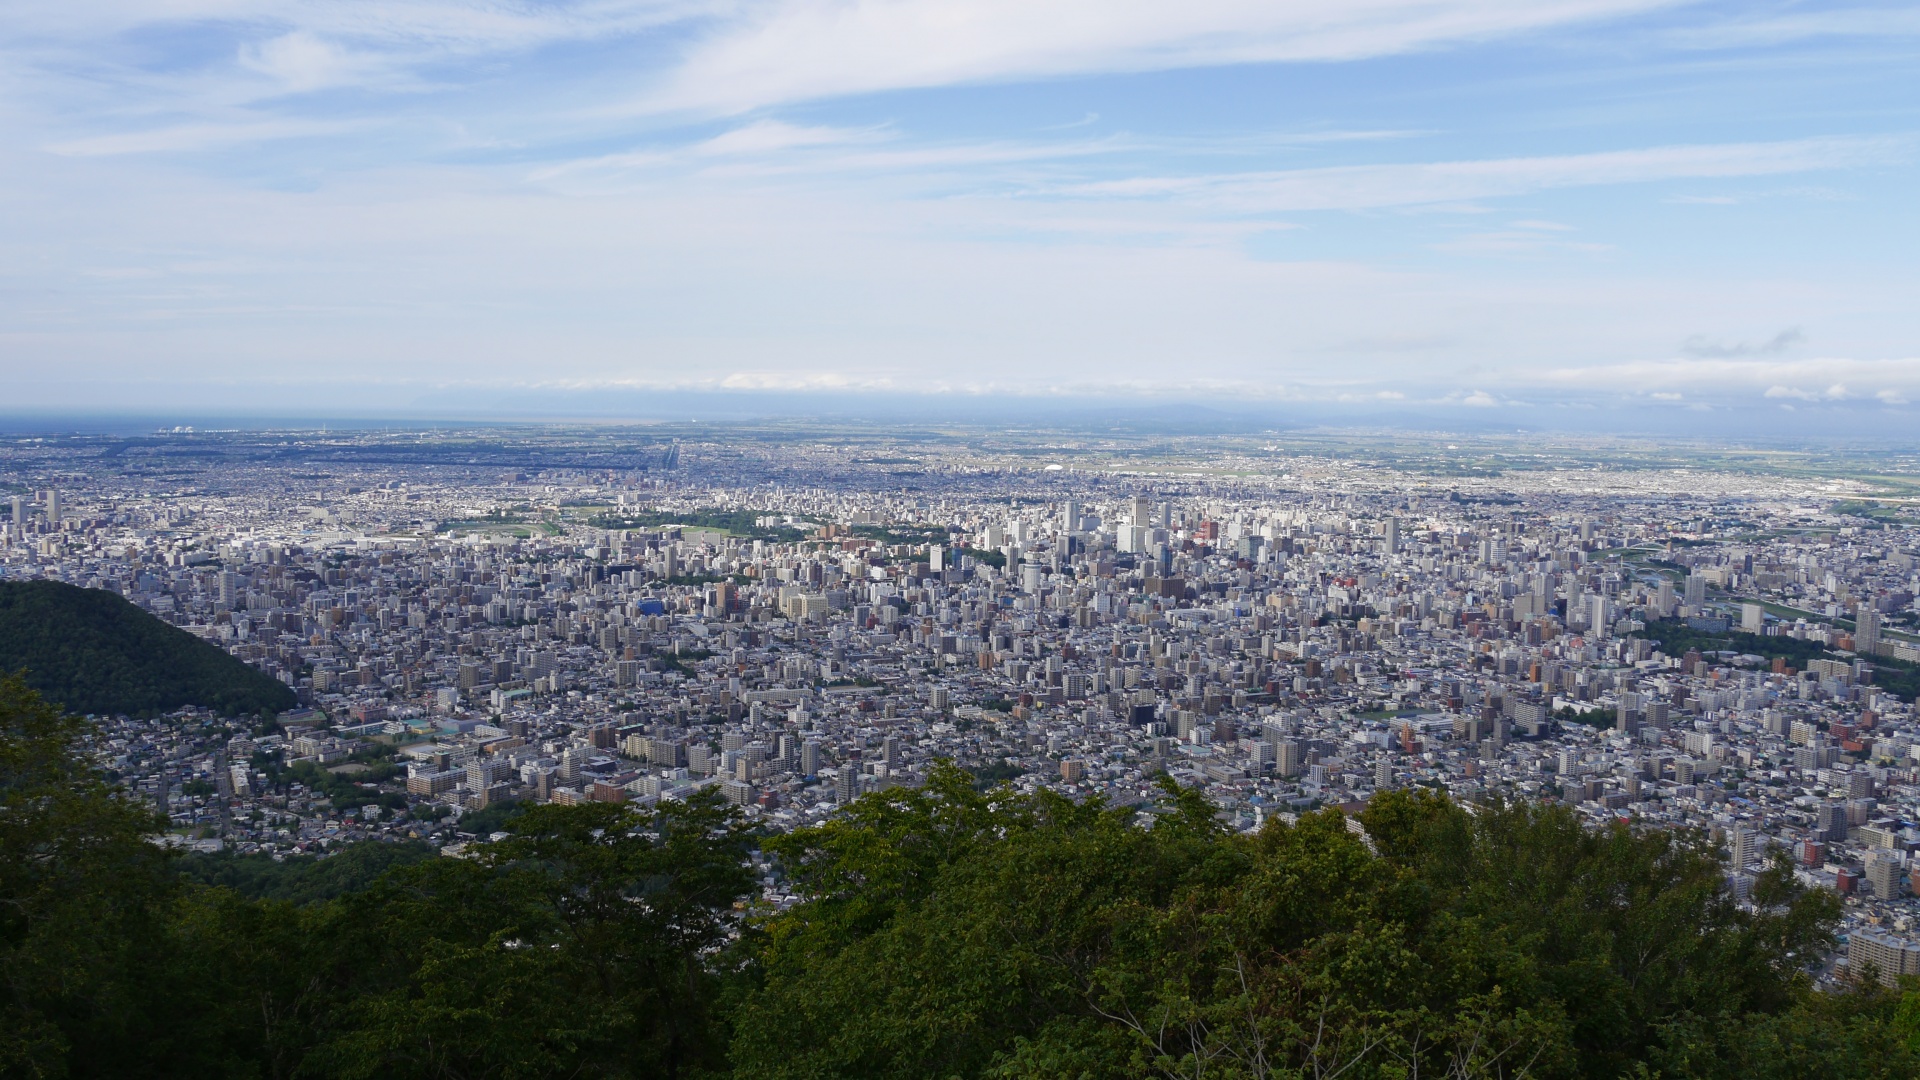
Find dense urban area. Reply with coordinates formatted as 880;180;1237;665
7;421;1920;992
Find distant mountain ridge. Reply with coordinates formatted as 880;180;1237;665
0;580;296;717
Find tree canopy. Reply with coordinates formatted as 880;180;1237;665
0;580;296;717
4;674;1920;1079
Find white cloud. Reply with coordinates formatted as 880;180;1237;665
44;119;366;155
237;31;369;93
715;370;896;390
1545;357;1920;406
1663;7;1920;50
653;0;1682;114
1052;137;1903;212
693;119;886;156
7;0;702;55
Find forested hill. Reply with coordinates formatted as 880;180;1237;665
0;580;295;717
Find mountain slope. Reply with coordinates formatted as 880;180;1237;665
0;580;296;717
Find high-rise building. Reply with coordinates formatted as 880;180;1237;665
1130;495;1152;529
1742;603;1764;634
1684;573;1706;610
1849;770;1875;800
1866;852;1906;900
1021;562;1044;594
1816;800;1847;842
1373;759;1394;790
1588;594;1612;637
1857;607;1882;656
1382;516;1399;554
43;489;60;525
1275;740;1303;778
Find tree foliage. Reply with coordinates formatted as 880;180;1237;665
3;675;1920;1079
0;581;295;717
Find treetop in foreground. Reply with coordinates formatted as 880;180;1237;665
5;673;1920;1079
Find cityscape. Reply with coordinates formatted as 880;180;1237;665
5;0;1918;1070
7;422;1920;986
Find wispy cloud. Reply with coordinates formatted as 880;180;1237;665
1662;6;1920;50
692;119;886;156
651;0;1684;114
1048;137;1904;211
45;118;368;156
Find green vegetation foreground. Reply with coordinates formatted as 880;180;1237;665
4;675;1920;1079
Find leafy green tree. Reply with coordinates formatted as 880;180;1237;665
176;840;438;905
731;773;1854;1080
0;674;178;1078
291;793;756;1080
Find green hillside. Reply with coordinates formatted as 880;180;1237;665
0;580;295;717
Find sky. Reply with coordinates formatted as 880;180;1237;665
2;0;1918;426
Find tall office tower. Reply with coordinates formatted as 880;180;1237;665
1684;572;1706;610
1382;516;1399;554
834;767;857;803
215;571;240;607
1656;579;1675;617
1130;495;1152;529
1062;500;1082;531
43;489;59;525
1856;607;1882;656
1742;603;1765;634
882;736;901;771
8;496;22;528
1579;520;1594;544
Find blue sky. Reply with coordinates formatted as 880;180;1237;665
3;0;1918;420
